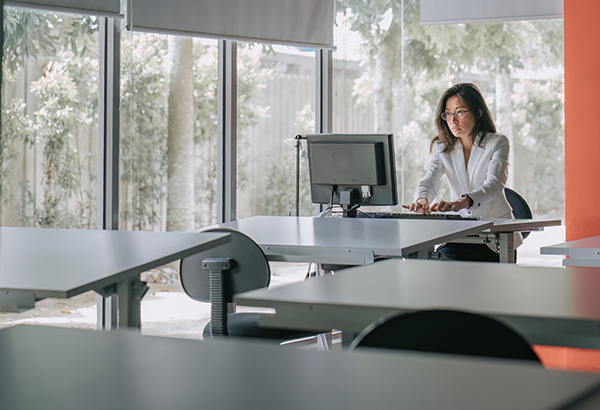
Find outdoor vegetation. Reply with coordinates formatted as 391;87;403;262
0;1;564;231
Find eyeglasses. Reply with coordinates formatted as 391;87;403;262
441;109;471;122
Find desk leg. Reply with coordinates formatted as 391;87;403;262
96;287;117;331
316;332;332;350
498;233;515;263
96;278;148;330
116;277;148;329
416;247;435;259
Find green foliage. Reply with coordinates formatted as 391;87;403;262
3;8;59;75
2;9;99;228
120;34;168;230
0;99;35;211
336;0;564;214
25;49;98;228
119;36;272;229
260;103;314;216
512;79;564;214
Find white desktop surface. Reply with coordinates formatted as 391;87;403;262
236;258;600;349
541;235;600;267
1;325;600;410
0;227;230;326
217;215;492;264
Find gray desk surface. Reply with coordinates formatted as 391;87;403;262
217;215;493;264
0;227;230;327
541;235;600;267
450;217;561;263
487;218;561;233
236;259;600;349
2;325;600;410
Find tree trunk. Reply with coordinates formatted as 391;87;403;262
373;24;399;134
167;36;195;232
495;73;514;188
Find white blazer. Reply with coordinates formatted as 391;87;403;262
414;132;522;248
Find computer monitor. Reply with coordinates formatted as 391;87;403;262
306;133;398;216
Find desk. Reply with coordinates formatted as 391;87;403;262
541;236;600;267
0;227;230;329
236;259;600;349
1;325;600;410
452;218;562;263
217;215;492;264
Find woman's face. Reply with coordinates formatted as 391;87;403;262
444;95;475;140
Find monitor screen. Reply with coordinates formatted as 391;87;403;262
306;133;398;212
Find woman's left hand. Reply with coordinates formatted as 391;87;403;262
431;197;471;212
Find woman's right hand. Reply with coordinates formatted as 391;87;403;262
408;197;430;214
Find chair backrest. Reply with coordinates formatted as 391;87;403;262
504;187;532;239
180;228;271;337
505;187;532;219
350;309;541;363
180;228;270;303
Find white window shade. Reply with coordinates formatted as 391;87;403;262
5;0;121;17
420;0;563;25
129;0;334;49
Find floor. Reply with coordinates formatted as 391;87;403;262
0;226;566;342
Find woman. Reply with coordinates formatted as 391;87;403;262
409;82;520;261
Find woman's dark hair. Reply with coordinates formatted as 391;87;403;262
433;82;496;152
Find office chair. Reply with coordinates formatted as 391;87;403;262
180;227;322;342
349;309;541;363
505;187;533;239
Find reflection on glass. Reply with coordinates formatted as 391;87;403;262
1;8;99;228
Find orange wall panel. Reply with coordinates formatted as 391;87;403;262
565;0;600;240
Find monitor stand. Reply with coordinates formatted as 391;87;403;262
340;188;359;218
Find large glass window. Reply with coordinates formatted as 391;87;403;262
332;0;564;264
1;7;100;228
236;44;316;218
120;32;219;232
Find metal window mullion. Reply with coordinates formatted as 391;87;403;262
217;40;237;223
316;48;333;134
97;17;120;231
313;48;333;215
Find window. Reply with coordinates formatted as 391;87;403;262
119;32;219;231
332;1;564;264
1;7;100;228
236;44;316;218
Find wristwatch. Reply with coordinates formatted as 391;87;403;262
462;194;474;208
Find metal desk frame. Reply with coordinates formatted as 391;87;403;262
0;227;230;330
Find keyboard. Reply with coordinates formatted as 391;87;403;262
358;212;479;221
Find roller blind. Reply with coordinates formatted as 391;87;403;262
4;0;121;17
129;0;334;49
420;0;563;25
